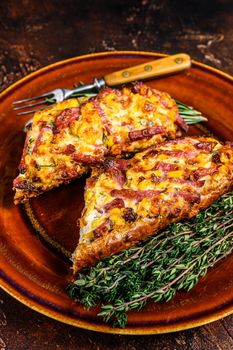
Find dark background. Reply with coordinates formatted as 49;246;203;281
0;0;233;349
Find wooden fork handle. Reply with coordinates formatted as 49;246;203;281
104;53;191;86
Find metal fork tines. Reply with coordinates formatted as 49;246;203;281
12;89;64;115
12;78;105;115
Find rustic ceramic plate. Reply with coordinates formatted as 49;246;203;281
0;51;233;334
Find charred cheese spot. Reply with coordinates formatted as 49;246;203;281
122;208;138;222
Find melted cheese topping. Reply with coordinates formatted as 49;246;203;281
13;84;182;203
79;137;233;243
98;84;179;154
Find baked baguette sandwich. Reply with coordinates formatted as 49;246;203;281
13;83;186;204
72;137;233;274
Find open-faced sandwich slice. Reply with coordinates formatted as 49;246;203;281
72;137;233;274
13;83;186;204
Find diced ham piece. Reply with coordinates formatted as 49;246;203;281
13;179;36;191
177;191;201;204
154;162;179;172
192;167;216;180
129;126;165;141
92;100;112;134
72;153;104;164
104;159;129;186
111;189;161;201
175;113;188;132
54;108;80;134
151;174;164;183
63;144;76;154
104;198;125;211
144;149;198;159
170;178;205;187
195;142;215;152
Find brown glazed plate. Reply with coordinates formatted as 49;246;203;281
0;51;233;334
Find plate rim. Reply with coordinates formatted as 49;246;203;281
0;50;233;334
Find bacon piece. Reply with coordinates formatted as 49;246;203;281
104;159;129;186
93;219;110;239
72;153;104;164
104;198;125;211
143;101;155;112
97;86;122;99
177;191;201;204
105;158;129;171
144;148;198;159
54;108;80;134
151;174;163;183
57;162;85;181
92;100;112;134
195;142;214;152
121;121;131;126
191;180;205;187
142;149;158;158
160;149;197;158
151;174;205;188
159;98;172;109
133;83;176;110
13;179;36;192
129;126;165;141
175;113;188;132
154;162;179;172
170;178;205;187
168;207;182;219
111;189;161;201
94;144;109;156
132;82;149;95
85;175;99;190
63;144;76;154
152;138;190;148
192;167;216;180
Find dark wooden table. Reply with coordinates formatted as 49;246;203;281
0;1;233;349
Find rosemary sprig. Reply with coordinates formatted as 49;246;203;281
46;92;207;125
175;99;208;124
68;192;233;328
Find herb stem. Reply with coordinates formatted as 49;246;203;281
108;231;233;314
68;185;232;328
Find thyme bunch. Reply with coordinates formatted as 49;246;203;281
68;192;233;328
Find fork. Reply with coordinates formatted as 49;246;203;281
13;53;191;115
